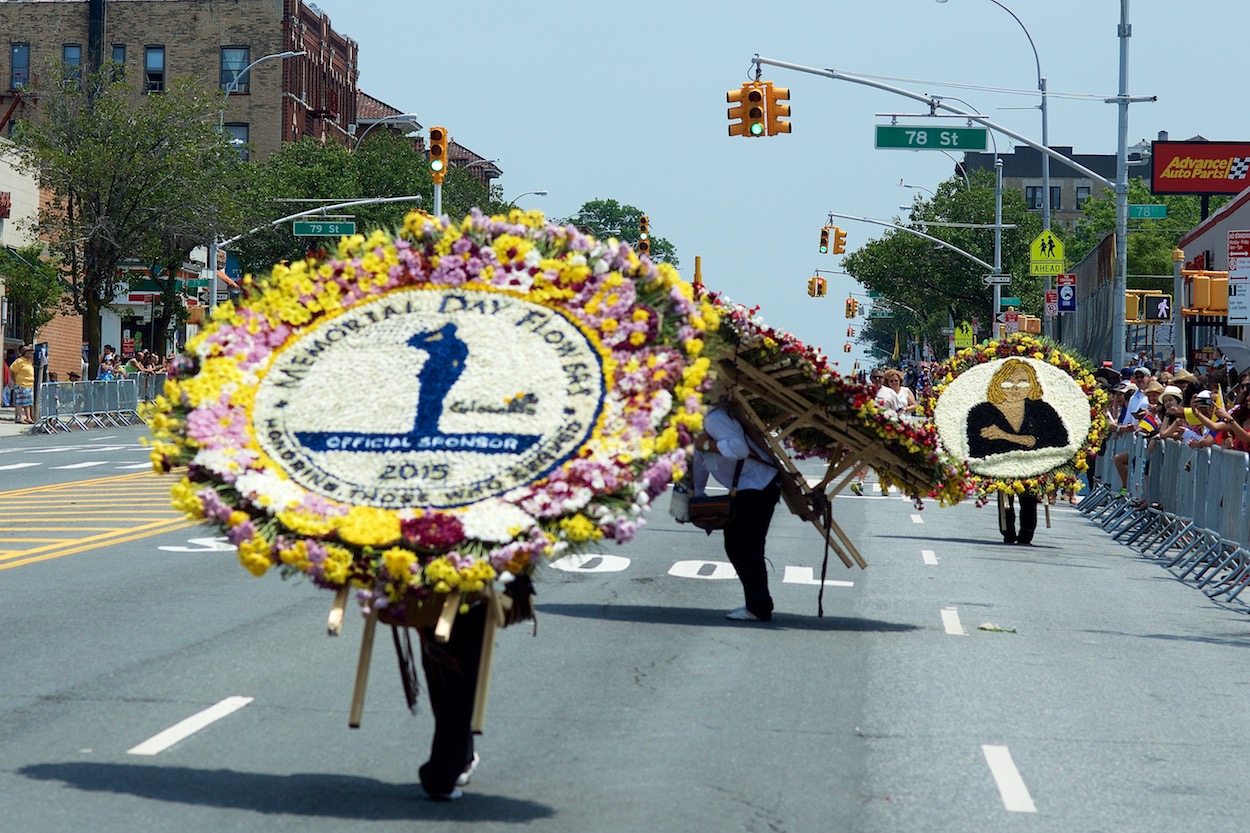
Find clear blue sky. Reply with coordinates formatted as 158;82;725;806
308;0;1247;370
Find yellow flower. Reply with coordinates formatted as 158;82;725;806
170;479;205;519
338;506;401;547
322;544;354;585
237;536;273;577
558;514;603;542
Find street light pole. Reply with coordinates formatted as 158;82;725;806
506;190;549;207
352;112;419;151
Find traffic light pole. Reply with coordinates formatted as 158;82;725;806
824;211;994;271
217;195;423;249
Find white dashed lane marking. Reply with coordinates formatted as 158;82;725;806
922;549;938;565
127;696;253;756
941;606;966;636
982;744;1037;813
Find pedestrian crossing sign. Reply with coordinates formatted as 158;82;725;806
1030;230;1065;276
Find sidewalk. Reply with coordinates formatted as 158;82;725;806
0;411;34;438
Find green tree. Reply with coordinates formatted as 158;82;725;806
843;170;1041;360
229;134;509;275
1065;179;1220;290
11;66;240;373
0;243;68;344
561;199;679;267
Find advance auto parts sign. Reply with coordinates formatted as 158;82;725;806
254;288;606;508
1151;140;1250;196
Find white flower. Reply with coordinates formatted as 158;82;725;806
458;500;538;543
234;469;306;513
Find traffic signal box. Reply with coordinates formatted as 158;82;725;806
807;276;827;297
638;215;650;256
819;226;830;254
428;126;448;184
1125;290;1180;322
832;227;847;255
1181;270;1229;315
764;82;791;136
843;343;852;353
845;297;859;319
727;82;767;137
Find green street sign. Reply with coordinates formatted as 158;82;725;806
868;309;894;318
875;125;988;151
1000;296;1021;308
867;290;882;298
1128;204;1167;220
185;279;211;288
293;220;357;237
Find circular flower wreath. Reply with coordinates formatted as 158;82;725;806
924;332;1109;499
702;291;971;507
143;209;716;619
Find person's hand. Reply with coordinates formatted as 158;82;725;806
692;431;716;453
1215;406;1231;420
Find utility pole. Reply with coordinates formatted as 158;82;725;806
1111;0;1131;369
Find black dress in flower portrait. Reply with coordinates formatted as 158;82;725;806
966;398;1069;459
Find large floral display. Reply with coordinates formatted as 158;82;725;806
703;291;971;507
143;210;714;620
927;333;1109;500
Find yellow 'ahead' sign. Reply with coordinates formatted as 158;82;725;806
1030;230;1065;276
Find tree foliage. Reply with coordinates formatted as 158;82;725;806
0;243;68;343
560;199;679;267
228;134;509;276
1065;178;1221;290
842;170;1041;362
11;65;241;370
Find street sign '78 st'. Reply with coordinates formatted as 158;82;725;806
875;125;988;151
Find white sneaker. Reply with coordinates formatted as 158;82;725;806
725;606;762;621
456;752;480;787
427;787;463;802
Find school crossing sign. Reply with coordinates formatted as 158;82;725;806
1030;230;1065;277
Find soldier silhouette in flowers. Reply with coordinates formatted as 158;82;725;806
409;324;468;436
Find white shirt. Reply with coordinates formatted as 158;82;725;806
693;407;778;495
1127;388;1149;417
875;384;910;414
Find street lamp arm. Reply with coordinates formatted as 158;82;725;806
218;195;422;248
985;0;1041;85
825;210;995;272
352;113;420;151
751;54;1113;189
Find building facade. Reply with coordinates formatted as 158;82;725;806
0;0;359;162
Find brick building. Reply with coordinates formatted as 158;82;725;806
0;0;358;162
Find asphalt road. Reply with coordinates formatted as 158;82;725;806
3;428;1250;832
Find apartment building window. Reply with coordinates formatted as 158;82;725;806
1049;186;1062;211
110;44;126;79
62;44;82;84
225;123;250;161
1025;186;1042;210
221;47;251;93
11;43;29;89
144;46;165;93
1076;186;1092;206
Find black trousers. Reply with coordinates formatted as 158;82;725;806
999;493;1038;545
723;478;782;619
418;602;487;795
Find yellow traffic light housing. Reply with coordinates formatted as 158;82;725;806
851;299;859;317
638;215;650;256
845;298;854;319
843;343;852;353
819;226;830;254
428;126;448;184
807;276;827;297
832;227;848;255
765;83;791;136
727;82;766;137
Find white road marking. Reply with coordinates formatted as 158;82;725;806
551;553;631;573
116;462;155;470
982;744;1037;813
941;606;966;636
158;537;234;553
911;514;924;524
668;560;739;580
922;549;938;565
0;462;40;471
50;461;109;470
126;696;253;756
782;566;855;587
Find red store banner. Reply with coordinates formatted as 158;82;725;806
1152;140;1250;196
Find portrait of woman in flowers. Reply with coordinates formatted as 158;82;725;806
966;359;1069;460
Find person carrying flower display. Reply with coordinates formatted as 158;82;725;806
691;396;781;622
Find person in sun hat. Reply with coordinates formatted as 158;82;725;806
8;345;35;425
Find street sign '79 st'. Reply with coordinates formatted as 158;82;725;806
875;125;988;151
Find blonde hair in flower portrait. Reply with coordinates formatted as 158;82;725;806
933;356;1091;480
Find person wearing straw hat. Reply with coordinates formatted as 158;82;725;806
8;345;35;425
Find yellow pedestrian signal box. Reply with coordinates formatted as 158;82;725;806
1125;293;1140;322
765;82;791;136
727;82;766;137
428;126;448;184
819;226;830;253
832;227;848;255
638;215;650;256
1142;294;1173;321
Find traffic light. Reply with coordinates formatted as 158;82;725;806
428;126;448;184
807;276;827;297
832;227;848;255
845;297;855;319
846;326;855;337
843;343;852;353
765;82;791;136
727;82;766;137
851;299;859;317
819;226;830;254
638;215;650;256
1142;294;1173;321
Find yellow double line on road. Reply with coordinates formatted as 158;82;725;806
0;471;203;571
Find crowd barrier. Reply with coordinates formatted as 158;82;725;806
28;374;165;433
1078;431;1250;608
